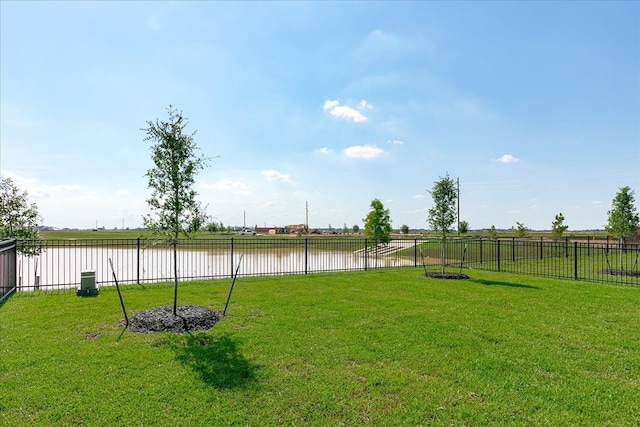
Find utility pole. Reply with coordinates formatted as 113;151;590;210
305;201;309;233
457;177;460;236
243;210;246;229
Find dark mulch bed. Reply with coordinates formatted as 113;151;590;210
599;269;640;277
424;272;470;280
127;305;223;334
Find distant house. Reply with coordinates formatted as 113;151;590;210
256;227;279;235
287;224;306;234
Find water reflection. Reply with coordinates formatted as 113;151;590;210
17;246;413;290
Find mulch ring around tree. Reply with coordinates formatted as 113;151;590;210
424;272;470;280
599;269;640;277
126;305;223;334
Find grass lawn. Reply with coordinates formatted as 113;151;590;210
1;269;639;426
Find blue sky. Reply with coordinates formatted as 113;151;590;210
1;1;639;231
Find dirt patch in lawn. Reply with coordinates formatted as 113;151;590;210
599;269;640;277
424;272;470;280
126;305;223;334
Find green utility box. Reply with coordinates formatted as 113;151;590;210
77;271;99;296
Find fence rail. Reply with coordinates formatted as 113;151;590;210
11;237;640;292
1;239;17;303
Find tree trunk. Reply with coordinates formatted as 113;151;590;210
173;239;178;316
619;238;624;272
440;238;445;274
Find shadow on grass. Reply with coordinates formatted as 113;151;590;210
473;279;540;290
166;332;258;389
0;289;16;308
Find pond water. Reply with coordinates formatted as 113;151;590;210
16;245;414;290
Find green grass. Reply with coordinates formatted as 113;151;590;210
1;269;639;426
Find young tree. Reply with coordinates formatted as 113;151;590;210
515;222;528;238
0;178;42;255
142;106;208;315
363;198;392;245
427;174;457;273
551;213;568;241
205;221;220;233
606;186;639;242
487;225;498;239
400;224;410;235
352;224;360;234
605;186;639;270
458;220;469;235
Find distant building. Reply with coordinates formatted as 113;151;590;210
287;224;306;234
256;227;280;235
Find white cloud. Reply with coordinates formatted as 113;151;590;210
323;100;340;111
414;194;426;199
343;145;384;159
2;170;36;185
388;140;404;145
323;99;368;123
204;179;251;195
359;100;373;110
261;170;290;182
495;154;519;163
1;171;148;228
330;106;367;122
314;147;334;155
5;171;82;198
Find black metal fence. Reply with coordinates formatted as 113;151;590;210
11;237;640;292
1;239;17;303
449;238;639;286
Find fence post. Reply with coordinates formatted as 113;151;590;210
479;237;483;264
304;238;308;274
414;239;417;267
540;237;543;260
136;237;140;284
512;237;515;263
574;241;578;280
364;238;368;271
230;238;234;278
497;240;501;272
587;236;590;257
0;239;17;304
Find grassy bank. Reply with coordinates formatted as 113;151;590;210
1;269;639;425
